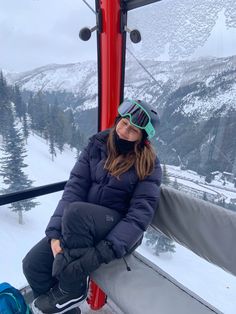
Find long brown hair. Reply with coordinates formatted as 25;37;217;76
104;127;156;180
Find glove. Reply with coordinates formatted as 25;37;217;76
78;240;116;274
68;240;115;265
52;240;116;278
95;240;116;264
52;247;89;277
52;249;71;278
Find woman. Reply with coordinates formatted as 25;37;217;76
23;99;162;314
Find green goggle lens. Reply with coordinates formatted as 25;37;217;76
118;100;156;139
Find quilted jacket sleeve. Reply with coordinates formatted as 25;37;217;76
106;157;162;258
45;139;93;240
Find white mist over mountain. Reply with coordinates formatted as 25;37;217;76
128;0;236;61
193;10;236;59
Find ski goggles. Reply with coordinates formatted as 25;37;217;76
118;99;156;139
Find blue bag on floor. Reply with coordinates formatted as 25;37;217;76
0;282;30;314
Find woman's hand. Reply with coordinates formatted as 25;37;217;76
51;239;63;257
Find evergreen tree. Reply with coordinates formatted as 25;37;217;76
12;85;29;143
71;125;85;159
63;108;74;147
28;92;48;136
205;173;212;183
162;163;171;185
217;198;226;209
203;191;208;201
172;178;179;190
22;112;29;143
154;236;176;256
35;93;48;136
55;110;66;152
49;135;56;161
13;84;26;120
0;72;11;138
48;104;57;161
145;227;175;256
0;71;8;103
76;130;86;159
27;93;38;132
0;108;36;224
50;102;65;153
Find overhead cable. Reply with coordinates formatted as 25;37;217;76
82;0;96;14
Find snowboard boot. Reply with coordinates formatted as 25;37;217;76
31;277;89;314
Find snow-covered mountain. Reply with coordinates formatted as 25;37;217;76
6;55;236;118
6;62;96;94
125;55;236;119
5;54;236;175
6;61;98;111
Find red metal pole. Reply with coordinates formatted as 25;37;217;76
99;0;123;130
87;280;107;310
87;0;124;310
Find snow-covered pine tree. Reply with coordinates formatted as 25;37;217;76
0;105;37;224
172;177;179;190
27;93;37;132
12;85;29;143
63;108;74;148
0;71;8;103
203;191;208;201
50;100;65;153
13;84;26;121
162;163;171;185
0;71;11;138
28;92;48;136
154;235;176;256
48;104;57;161
71;125;85;159
22;111;29;143
145;227;175;256
205;172;212;183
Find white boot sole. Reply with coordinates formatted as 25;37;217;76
31;299;84;314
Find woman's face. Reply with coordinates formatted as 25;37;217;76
116;118;142;142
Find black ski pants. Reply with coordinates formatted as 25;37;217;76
22;202;122;297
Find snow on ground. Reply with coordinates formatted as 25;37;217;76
0;133;75;288
0;192;61;288
0;133;236;313
24;133;76;185
167;164;236;202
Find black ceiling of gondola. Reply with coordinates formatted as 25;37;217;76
123;0;161;11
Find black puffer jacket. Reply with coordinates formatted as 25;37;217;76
46;129;162;258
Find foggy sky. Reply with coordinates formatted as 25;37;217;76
0;0;96;72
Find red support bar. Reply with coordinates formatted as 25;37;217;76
99;0;123;130
87;280;107;310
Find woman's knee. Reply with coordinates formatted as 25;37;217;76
63;201;89;224
22;238;53;277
